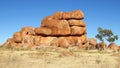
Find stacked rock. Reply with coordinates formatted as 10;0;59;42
3;10;87;49
35;10;86;36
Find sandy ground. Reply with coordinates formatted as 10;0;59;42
0;48;120;68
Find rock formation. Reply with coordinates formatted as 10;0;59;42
2;10;120;51
96;42;108;50
87;38;98;49
108;43;119;51
3;10;87;49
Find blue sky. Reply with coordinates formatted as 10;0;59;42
0;0;120;45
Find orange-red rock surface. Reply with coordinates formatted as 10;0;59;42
3;10;87;48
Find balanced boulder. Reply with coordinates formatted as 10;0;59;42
68;20;86;27
62;10;84;19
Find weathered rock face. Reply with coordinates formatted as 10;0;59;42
35;27;52;35
42;19;69;35
20;26;35;36
62;10;84;19
71;26;86;35
87;38;97;46
87;38;97;49
13;32;22;43
3;10;87;49
108;43;119;51
68;20;86;26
